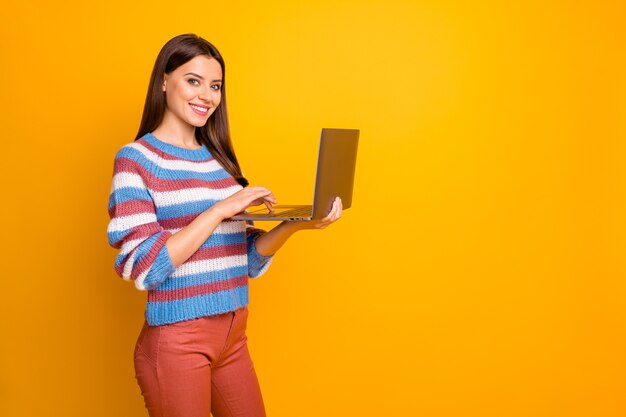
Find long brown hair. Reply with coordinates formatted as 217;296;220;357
136;33;248;186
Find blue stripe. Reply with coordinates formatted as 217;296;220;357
143;244;176;290
155;167;232;181
108;186;152;209
113;251;127;268
155;200;255;220
143;133;213;161
156;200;214;219
146;286;249;325
199;232;245;248
108;228;143;246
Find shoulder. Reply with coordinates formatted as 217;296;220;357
113;138;162;166
112;139;162;178
113;139;152;162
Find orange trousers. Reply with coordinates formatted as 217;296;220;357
133;306;266;417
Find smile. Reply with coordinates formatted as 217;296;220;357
189;103;209;115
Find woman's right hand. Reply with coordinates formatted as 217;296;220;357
212;186;277;220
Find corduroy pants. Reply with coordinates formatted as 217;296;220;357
133;306;266;417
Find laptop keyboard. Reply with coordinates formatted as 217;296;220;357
275;206;312;217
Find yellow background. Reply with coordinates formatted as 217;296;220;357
1;0;625;416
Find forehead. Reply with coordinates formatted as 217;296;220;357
174;55;222;79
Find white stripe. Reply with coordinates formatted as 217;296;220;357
170;255;247;278
119;237;144;256
111;172;146;192
122;250;137;280
151;185;242;207
127;142;223;173
215;221;246;235
163;225;243;240
108;213;158;233
163;222;243;236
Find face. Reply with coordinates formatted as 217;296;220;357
162;55;223;128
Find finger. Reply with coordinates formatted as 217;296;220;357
248;188;277;205
322;206;335;222
246;186;273;198
329;198;341;220
259;191;277;204
266;192;278;204
325;199;341;223
264;199;275;212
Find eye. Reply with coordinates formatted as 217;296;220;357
187;78;200;86
211;84;222;91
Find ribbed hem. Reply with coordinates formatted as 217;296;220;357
143;132;211;160
145;286;249;325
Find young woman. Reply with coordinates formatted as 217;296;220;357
107;33;342;417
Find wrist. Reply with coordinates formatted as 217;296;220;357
280;220;306;233
206;203;227;222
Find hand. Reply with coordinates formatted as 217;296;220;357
212;186;277;220
291;197;343;230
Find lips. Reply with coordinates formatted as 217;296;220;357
189;103;209;116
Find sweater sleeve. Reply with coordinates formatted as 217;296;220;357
107;146;176;290
245;220;274;278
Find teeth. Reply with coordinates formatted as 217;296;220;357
190;104;208;113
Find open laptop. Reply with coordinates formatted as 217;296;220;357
231;128;360;221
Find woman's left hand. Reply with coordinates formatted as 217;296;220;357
254;197;344;256
292;197;343;230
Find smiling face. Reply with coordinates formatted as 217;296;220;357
162;55;223;128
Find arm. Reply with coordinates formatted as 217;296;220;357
165;186;278;267
254;197;344;256
107;148;176;290
253;221;303;257
164;207;225;267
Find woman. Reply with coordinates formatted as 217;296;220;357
107;33;342;417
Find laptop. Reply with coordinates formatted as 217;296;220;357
230;128;360;221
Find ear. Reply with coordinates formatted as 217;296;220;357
162;75;167;92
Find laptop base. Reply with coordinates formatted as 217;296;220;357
231;205;313;221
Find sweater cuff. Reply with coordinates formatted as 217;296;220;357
138;232;176;290
247;230;274;278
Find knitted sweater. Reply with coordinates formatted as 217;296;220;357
107;132;273;326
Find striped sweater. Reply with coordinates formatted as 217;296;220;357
107;132;273;326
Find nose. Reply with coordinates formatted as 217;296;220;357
198;85;215;103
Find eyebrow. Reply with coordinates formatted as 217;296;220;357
184;72;222;83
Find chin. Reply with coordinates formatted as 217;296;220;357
185;116;210;127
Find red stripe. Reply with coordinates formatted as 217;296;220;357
150;176;237;192
109;199;155;218
159;214;201;229
147;275;248;302
115;157;238;191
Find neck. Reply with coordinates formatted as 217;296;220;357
152;111;200;148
